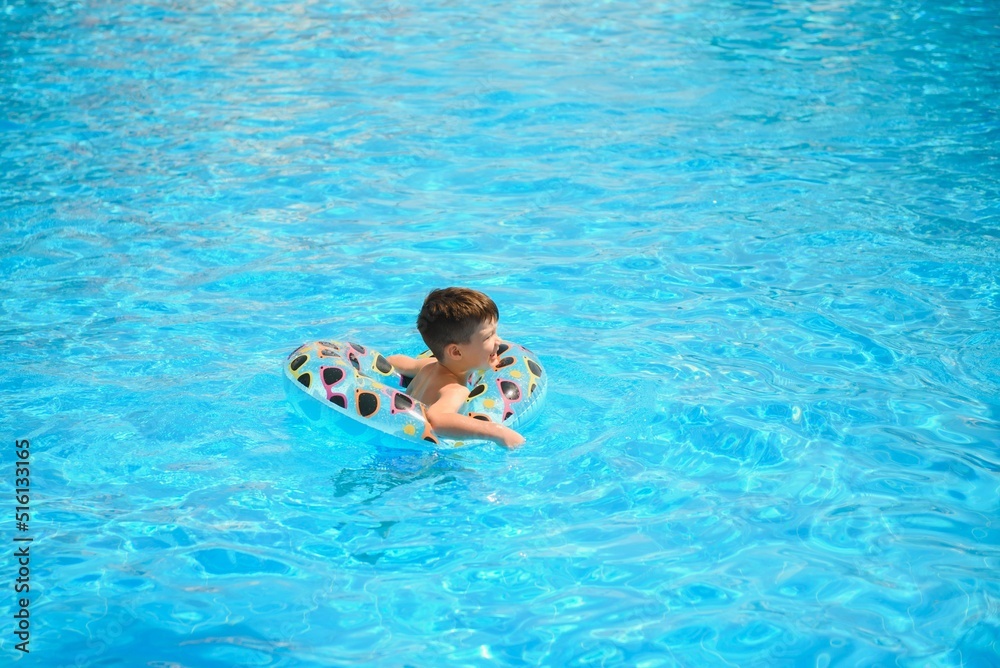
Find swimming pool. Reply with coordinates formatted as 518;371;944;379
2;0;998;664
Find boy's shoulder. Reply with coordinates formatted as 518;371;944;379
408;359;469;406
421;360;469;390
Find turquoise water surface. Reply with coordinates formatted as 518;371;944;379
2;0;999;665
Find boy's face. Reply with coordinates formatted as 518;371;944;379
455;318;501;371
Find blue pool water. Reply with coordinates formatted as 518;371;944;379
2;0;999;665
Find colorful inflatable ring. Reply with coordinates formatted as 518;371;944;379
284;340;547;447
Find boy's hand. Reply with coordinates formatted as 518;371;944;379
498;427;525;449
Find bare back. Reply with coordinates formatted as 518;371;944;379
406;360;468;407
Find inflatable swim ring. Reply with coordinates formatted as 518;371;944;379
284;339;547;447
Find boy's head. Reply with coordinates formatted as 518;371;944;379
417;287;499;362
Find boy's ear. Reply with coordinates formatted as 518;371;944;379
444;343;462;361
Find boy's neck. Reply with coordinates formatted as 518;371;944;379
438;358;471;383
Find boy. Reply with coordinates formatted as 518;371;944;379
387;287;526;449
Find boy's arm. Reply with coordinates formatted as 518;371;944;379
426;383;526;449
386;354;433;377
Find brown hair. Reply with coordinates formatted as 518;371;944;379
417;287;499;358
